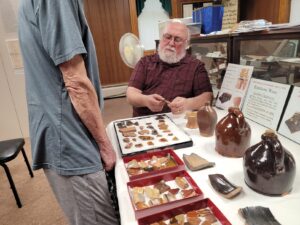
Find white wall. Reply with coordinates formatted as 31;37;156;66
290;0;300;23
138;0;169;50
0;0;29;140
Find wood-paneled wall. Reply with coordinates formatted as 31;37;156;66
240;0;291;24
85;0;133;86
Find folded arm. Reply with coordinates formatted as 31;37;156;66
59;54;115;171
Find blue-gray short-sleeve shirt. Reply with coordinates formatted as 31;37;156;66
18;0;104;175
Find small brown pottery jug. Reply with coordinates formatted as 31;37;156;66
197;102;218;137
215;107;251;157
186;112;198;129
243;130;296;196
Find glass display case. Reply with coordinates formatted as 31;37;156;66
190;28;300;91
190;34;232;97
234;30;300;86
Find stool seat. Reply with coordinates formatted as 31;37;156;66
0;138;33;208
0;138;25;163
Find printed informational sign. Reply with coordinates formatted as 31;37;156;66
222;0;239;30
278;86;300;144
216;63;253;110
242;78;291;130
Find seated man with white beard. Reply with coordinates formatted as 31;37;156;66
126;19;213;117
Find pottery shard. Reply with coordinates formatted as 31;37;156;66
204;214;217;223
168;188;180;195
175;177;189;189
187;210;199;218
145;187;160;199
187;216;201;225
174;214;185;224
135;201;148;210
127;159;139;168
208;174;242;199
132;192;145;204
123;132;136;137
123;137;130;143
181;189;195;198
119;126;136;133
124;142;133;149
154;180;171;193
218;92;232;103
172;136;179;141
147;141;154;146
138;135;154;141
138;129;150;135
158;123;169;130
183;153;215;171
197;208;211;217
127;168;140;175
285;112;300;133
239;206;281;225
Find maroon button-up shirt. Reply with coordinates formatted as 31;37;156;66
128;53;212;117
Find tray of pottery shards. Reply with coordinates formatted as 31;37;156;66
138;198;232;225
123;148;185;180
114;114;193;156
127;170;204;219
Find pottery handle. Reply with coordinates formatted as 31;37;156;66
268;139;284;173
233;108;244;122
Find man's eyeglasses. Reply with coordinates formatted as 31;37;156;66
162;33;185;44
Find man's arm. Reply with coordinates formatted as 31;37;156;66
59;54;115;171
168;92;213;114
186;92;213;110
126;86;165;112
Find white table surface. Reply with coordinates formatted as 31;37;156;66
107;108;300;225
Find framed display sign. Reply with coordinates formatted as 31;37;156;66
216;63;253;110
278;86;300;144
242;78;291;130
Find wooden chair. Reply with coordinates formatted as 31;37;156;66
0;138;34;208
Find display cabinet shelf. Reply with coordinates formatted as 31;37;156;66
190;28;300;92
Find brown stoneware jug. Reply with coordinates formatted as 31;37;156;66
243;130;296;196
186;112;198;129
197;102;218;137
215;107;251;157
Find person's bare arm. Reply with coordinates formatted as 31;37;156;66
59;54;115;171
186;92;213;110
126;86;165;112
168;92;213;113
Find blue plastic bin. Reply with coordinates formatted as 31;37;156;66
193;6;224;34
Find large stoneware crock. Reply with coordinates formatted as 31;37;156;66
243;130;296;196
215;107;251;157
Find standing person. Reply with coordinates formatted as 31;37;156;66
126;19;213;117
18;1;119;224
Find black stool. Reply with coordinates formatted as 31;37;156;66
0;138;34;208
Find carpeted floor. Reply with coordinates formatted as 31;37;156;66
0;97;132;225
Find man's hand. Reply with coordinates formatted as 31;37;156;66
145;94;165;112
99;140;116;171
168;97;188;114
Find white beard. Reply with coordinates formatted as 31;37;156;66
158;45;186;64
